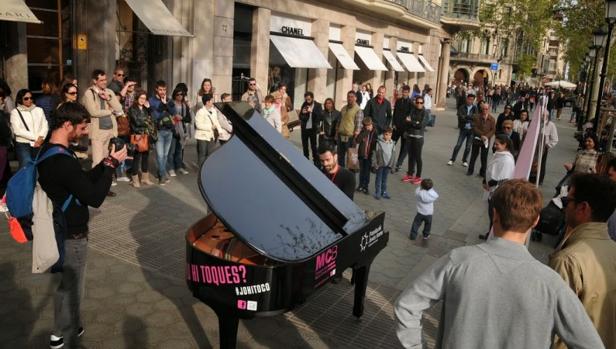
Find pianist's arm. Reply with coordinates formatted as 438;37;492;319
394;253;450;348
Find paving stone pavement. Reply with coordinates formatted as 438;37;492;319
0;99;577;348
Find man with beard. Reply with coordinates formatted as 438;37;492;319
319;143;355;199
38;102;127;349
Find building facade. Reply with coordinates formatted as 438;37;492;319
1;0;479;110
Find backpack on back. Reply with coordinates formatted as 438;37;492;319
5;146;74;243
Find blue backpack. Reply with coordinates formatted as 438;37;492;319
6;146;75;241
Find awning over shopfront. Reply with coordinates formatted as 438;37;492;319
382;50;405;72
397;52;426;73
0;0;42;24
417;55;435;72
125;0;192;37
354;46;388;71
329;43;359;70
270;35;332;69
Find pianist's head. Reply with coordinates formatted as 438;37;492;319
491;179;543;243
318;143;338;174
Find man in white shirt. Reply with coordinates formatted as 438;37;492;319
539;111;559;185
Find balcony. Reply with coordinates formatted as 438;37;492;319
384;0;442;24
451;52;515;65
441;0;480;31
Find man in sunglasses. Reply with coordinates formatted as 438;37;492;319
550;174;616;349
108;67;136;100
241;77;263;113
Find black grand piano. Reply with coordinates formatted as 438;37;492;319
186;102;388;348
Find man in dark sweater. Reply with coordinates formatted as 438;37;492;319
38;102;127;349
393;85;412;172
318;143;355;199
363;85;392;135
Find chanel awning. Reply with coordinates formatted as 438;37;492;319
125;0;192;37
329;43;359;70
417;54;435;72
0;0;41;24
397;52;426;73
270;35;332;69
354;46;388;71
382;50;405;72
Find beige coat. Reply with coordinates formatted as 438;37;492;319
195;106;222;141
80;87;121;140
272;91;292;138
549;222;616;349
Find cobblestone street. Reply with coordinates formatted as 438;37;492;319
0;99;579;348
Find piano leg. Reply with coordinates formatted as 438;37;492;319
352;264;371;318
214;307;240;349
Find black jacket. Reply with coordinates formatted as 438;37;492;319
495;112;515;134
404;108;428;137
320;109;340;139
299;101;323;131
393;97;413;131
355;128;377;159
128;105;151;134
364;98;392;134
457;104;477;129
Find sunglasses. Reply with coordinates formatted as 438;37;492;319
67;91;78;95
23;96;32;101
415;101;424;104
503;127;512;130
249;83;256;86
116;73;125;77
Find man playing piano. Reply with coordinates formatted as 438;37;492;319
318;143;355;200
395;179;603;349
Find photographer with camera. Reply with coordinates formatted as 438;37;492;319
148;80;176;185
38;102;127;348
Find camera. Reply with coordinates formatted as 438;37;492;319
109;137;135;157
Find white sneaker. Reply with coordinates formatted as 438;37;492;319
117;176;130;182
447;160;453;166
111;180;117;186
178;168;189;175
462;162;469;168
169;170;177;177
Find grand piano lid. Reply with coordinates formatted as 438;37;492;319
198;102;368;263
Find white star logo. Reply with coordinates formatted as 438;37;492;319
360;232;369;252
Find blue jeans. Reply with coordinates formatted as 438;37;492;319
410;213;433;238
15;142;35;170
167;136;184;171
450;128;473;162
155;130;173;178
375;166;390;196
358;157;371;189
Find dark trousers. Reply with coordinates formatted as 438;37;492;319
301;128;318;163
539;147;549;185
467;140;489;176
450;129;473;162
358;157;371;189
337;136;353;167
375;166;390;196
197;139;218;167
131;150;150;176
406;137;424;177
395;137;408;169
410;213;433;238
167;136;184;171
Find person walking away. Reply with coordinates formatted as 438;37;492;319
272;83;292;138
336;91;363;167
38;102;128;349
395;179;604;349
555;92;565;120
448;94;476;167
128;90;153;187
409;178;438;240
393;85;412;172
538;111;559;185
479;135;515;240
167;86;191;176
10;89;49;169
319;98;340;148
466;103;496;177
318;143;356;199
80;69;122;196
262;95;282;133
217;93;233;145
550;174;616;349
195;94;221;167
299;91;322;166
402;96;428;185
372;127;395;200
241;78;263;113
355;117;376;194
148;80;176;185
363;86;392;135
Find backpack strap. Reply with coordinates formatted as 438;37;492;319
35;145;80;211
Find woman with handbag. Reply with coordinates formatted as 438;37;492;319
128;90;153;187
195;94;221;167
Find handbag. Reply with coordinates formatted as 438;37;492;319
346;145;359;171
130;134;149;152
116;114;130;136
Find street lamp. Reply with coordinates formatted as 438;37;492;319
594;1;616;130
586;44;602;124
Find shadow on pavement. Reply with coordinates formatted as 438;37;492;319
124;315;148;348
0;263;34;347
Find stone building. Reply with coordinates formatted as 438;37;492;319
1;0;479;110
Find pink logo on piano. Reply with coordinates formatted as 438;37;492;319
315;245;338;281
237;299;247;310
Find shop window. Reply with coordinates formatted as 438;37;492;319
268;43;307;110
232;3;253;100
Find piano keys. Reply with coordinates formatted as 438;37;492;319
186;102;389;349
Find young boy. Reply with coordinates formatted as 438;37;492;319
410;178;439;240
373;127;396;199
355;117;377;194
